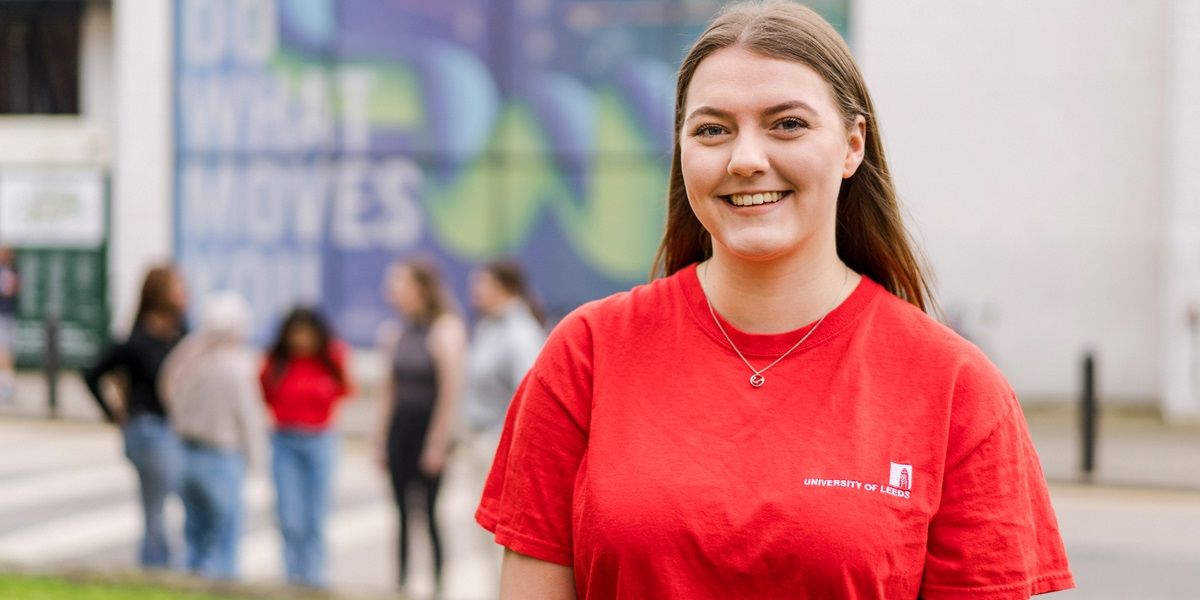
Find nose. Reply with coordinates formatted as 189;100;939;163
727;133;769;178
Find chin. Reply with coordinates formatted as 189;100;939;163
719;234;803;263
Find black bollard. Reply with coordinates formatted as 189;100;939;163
45;315;60;419
1080;352;1097;481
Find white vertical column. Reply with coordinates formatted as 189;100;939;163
1162;0;1200;421
80;4;115;124
111;0;175;334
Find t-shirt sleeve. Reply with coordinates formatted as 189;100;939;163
921;391;1075;599
475;310;594;567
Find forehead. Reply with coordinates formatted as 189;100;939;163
684;46;836;115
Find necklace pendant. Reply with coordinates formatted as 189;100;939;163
749;373;765;388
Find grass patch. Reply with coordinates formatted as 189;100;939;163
0;573;256;600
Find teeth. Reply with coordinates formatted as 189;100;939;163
728;191;784;206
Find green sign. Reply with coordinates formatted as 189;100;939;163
0;167;109;369
12;248;108;369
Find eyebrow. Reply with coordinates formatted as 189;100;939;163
684;101;818;123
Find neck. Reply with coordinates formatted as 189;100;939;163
141;311;180;338
487;295;520;317
701;245;857;334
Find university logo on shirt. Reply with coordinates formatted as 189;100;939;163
889;462;912;490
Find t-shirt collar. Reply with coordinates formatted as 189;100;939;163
677;262;880;358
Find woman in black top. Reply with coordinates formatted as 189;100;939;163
375;258;466;593
85;265;188;568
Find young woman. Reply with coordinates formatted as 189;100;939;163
375;258;466;593
462;260;547;584
463;259;546;465
260;307;353;588
160;291;265;579
476;2;1075;599
85;265;188;568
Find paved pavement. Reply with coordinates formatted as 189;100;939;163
0;416;492;599
3;372;1200;598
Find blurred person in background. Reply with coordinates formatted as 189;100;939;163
461;259;546;578
375;258;466;595
259;306;353;588
0;247;19;402
159;291;266;580
84;264;188;569
478;2;1073;599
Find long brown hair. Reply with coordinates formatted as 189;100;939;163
483;258;546;327
134;265;185;327
650;0;932;311
266;306;345;387
395;257;457;326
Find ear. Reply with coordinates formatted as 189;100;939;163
843;115;866;179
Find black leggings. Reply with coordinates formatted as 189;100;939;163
386;406;443;586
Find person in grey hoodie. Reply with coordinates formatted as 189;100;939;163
159;291;266;580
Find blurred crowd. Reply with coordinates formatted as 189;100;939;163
79;257;547;595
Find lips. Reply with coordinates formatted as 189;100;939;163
724;191;787;207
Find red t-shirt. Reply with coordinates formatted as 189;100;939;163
259;342;352;430
476;264;1074;599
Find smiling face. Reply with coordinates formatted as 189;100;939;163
680;46;865;266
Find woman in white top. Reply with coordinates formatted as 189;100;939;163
159;291;266;580
461;260;547;584
463;259;547;440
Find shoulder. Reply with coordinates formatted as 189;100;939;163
327;339;351;360
428;313;467;357
500;308;547;350
866;288;1002;381
125;325;150;345
864;287;1016;455
503;303;546;333
213;343;257;373
430;313;467;339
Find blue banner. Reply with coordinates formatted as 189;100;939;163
173;0;848;344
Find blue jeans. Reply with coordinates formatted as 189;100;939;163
123;414;184;568
272;430;336;587
180;442;245;579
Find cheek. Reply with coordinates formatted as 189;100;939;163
680;143;726;196
406;288;424;308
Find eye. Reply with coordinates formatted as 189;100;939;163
774;117;808;132
691;124;728;138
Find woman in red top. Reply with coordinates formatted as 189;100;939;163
259;307;353;588
478;2;1075;599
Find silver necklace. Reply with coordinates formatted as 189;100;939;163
702;264;848;388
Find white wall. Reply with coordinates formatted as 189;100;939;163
112;0;174;334
1161;0;1200;420
81;3;116;124
855;0;1170;404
